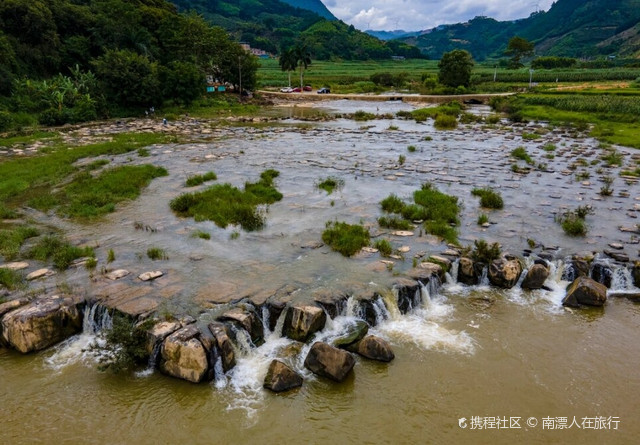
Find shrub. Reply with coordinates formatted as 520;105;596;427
107;249;115;263
374;239;392;257
317;176;344;194
398;155;406;165
322;221;370;257
0;110;14;132
353;110;376;121
556;206;592;236
470;240;501;264
471;187;504;209
97;314;155;373
407;145;416;153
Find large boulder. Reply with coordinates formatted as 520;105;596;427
313;288;349;319
354;335;395;362
208;322;236;372
562;276;607;308
160;325;209;383
263;360;303;392
562;259;590;282
1;295;84;353
146;320;182;356
457;257;478;285
393;278;421;314
590;263;612;288
282;304;327;342
218;308;263;345
521;263;550;290
333;320;369;348
304;341;355;382
488;258;523;289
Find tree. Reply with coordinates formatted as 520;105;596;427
505;36;534;69
278;48;297;87
438;50;474;88
293;44;311;89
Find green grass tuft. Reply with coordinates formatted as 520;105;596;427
185;171;217;187
27;235;94;269
471;187;504;209
0;268;25;290
191;230;211;240
170;170;282;231
0;226;40;260
511;146;534;164
60;165;168;219
147;247;168;260
322;221;370;257
378;215;412;230
317;176;345;195
374;239;392;257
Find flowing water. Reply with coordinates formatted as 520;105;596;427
2;100;640;443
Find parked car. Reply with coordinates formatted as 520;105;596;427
303;85;313;91
292;87;302;92
280;87;293;93
317;87;331;94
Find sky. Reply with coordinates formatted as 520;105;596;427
321;0;555;31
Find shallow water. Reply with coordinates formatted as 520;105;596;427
2;100;640;443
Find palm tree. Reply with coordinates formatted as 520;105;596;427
293;44;311;90
278;48;297;87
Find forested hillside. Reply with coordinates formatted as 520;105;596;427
402;0;640;60
0;0;256;129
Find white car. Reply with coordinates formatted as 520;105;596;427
280;87;294;93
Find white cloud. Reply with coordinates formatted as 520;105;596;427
320;0;555;31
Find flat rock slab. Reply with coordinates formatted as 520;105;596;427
138;271;164;281
0;262;29;271
26;268;55;281
391;231;414;237
106;269;130;280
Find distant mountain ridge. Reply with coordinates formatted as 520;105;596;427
279;0;336;20
366;30;420;41
402;0;640;60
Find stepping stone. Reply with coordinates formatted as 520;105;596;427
608;243;624;250
0;262;29;271
106;269;130;280
138;270;163;281
361;247;379;253
398;246;411;253
26;268;54;281
391;231;414;237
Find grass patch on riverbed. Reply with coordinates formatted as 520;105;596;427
471;187;504;209
0;226;40;260
27;235;94;269
185;172;217;187
0;268;25;290
170;170;283;231
316;176;344;194
59;165;169;219
0;133;173;215
322;221;370;257
379;183;460;243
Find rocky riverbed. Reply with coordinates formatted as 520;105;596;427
1;99;640;443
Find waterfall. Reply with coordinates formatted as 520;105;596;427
44;302;113;371
447;260;459;284
260;306;271;335
611;267;637;291
82;302;113;335
372;297;391;324
381;288;401;320
479;266;490;286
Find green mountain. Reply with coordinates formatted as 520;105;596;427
279;0;336;20
403;0;640;60
172;0;423;60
